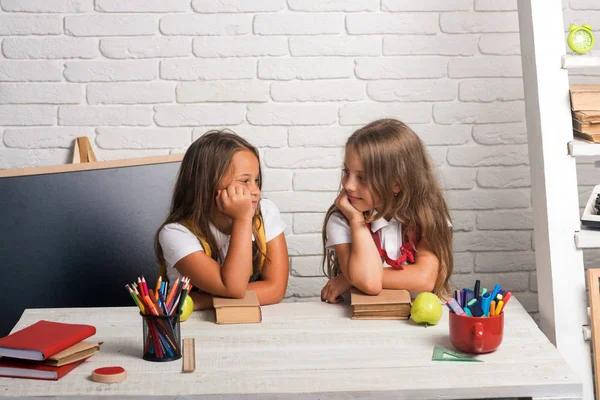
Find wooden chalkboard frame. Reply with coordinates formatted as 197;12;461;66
0;154;183;178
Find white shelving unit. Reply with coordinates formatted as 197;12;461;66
563;55;600;69
569;138;600;157
518;1;596;399
576;227;600;249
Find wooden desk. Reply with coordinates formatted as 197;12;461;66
0;299;582;399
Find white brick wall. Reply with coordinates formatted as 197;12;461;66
1;1;598;315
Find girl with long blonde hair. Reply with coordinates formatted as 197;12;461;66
321;119;453;303
155;130;289;310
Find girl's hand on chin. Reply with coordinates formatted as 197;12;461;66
216;184;253;221
335;190;364;224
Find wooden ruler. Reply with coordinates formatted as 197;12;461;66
182;338;196;373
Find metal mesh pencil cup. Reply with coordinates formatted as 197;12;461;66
140;312;182;362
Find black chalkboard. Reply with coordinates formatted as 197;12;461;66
0;156;182;337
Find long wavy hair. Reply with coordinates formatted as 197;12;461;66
321;119;453;298
155;130;265;272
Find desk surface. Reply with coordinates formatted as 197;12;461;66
0;299;582;400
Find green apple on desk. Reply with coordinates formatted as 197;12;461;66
410;292;442;326
180;295;194;322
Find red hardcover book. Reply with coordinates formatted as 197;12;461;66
0;321;96;361
0;357;88;380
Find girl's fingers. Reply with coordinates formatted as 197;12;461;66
221;188;230;208
327;292;337;304
328;288;341;304
334;190;348;210
339;192;350;207
223;184;251;198
324;284;334;303
321;282;329;302
233;185;247;197
226;185;236;198
221;187;230;200
334;191;342;207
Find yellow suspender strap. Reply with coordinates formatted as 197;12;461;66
255;216;266;272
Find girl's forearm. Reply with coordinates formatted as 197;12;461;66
248;280;286;306
189;291;213;310
382;265;437;293
347;220;383;294
220;218;253;298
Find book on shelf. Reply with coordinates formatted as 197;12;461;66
213;290;262;324
574;129;600;143
573;118;600;134
0;320;96;361
350;288;412;320
0;356;88;381
570;84;600;111
573;110;600;124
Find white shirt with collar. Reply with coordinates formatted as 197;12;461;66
325;211;403;266
159;198;286;283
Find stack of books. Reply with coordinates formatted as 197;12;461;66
0;320;99;380
213;290;262;324
350;288;411;320
570;84;600;142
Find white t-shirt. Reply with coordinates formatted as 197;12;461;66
325;212;404;267
158;198;286;283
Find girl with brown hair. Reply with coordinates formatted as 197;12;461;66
155;130;289;310
321;119;453;303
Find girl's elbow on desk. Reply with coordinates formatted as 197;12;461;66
250;276;288;305
417;263;439;293
272;284;287;304
224;286;248;299
208;277;248;299
259;290;286;306
219;272;250;299
350;276;382;296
